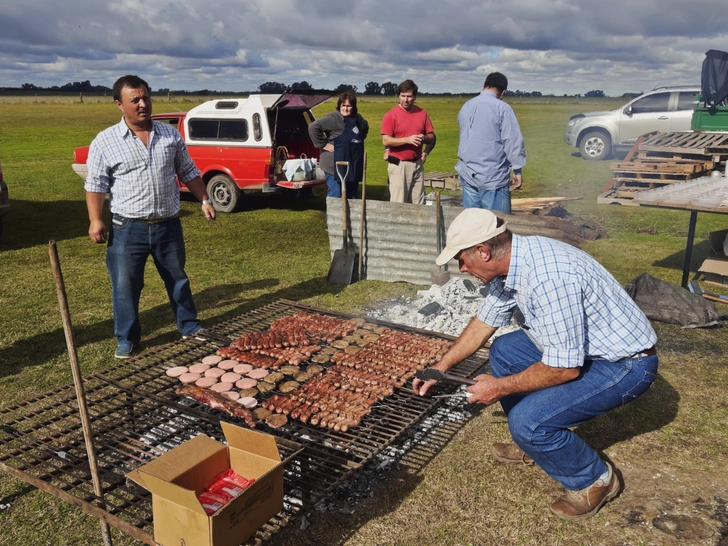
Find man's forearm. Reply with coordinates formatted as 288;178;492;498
497;362;579;398
435;317;496;372
382;135;411;148
86;191;106;222
423;133;436;155
183;176;210;202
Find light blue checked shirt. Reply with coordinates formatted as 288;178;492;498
477;235;657;368
84;118;200;219
456;90;526;190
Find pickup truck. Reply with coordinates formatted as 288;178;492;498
564;86;699;160
73;91;330;212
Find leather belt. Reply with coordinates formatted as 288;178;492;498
133;215;178;225
631;346;656;359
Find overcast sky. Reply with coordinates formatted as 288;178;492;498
1;0;726;96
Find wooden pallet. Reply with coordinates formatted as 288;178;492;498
597;189;642;206
640;131;728;154
636;149;723;161
424;171;460;190
612;170;705;182
610;159;714;173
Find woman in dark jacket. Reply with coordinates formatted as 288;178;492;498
308;92;369;198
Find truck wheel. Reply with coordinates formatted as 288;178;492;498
579;131;611;160
207;174;240;213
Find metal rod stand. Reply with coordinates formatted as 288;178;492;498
681;211;699;288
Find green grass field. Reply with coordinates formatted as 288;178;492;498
0;96;727;545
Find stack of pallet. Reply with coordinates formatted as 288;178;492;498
600;131;728;205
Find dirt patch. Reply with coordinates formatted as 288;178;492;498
606;456;727;544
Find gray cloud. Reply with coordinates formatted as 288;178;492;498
0;0;727;94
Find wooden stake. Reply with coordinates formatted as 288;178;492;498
48;240;114;546
359;152;367;280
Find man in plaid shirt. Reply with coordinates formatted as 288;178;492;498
413;208;658;521
85;75;215;359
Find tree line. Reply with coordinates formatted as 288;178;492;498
0;80;640;99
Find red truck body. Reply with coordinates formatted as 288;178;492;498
72;92;330;212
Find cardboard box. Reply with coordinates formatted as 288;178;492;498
127;422;284;546
698;229;728;287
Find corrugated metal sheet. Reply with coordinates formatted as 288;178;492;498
326;197;583;285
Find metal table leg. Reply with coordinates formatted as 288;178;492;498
681;211;699;288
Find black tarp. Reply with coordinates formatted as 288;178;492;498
624;273;725;328
701;49;728;106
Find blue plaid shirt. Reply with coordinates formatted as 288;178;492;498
84;118;200;219
477;235;657;368
456;90;526;190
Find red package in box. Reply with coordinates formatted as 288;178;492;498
220;469;255;491
198;489;230;516
197;470;256;515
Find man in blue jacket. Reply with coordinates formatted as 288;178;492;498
456;72;526;213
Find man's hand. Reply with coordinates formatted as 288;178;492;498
202;203;216;221
407;134;424;146
421;152;428;163
411;377;437;397
323;143;334;153
88;219;108;244
511;173;523;190
465;374;502;405
412;318;497;398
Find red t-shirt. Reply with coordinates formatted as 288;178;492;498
381;105;434;161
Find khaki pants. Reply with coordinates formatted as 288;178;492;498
388;159;424;204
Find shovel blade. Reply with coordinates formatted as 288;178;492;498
327;248;357;285
430;266;451;286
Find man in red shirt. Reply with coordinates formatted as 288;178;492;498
381;80;436;204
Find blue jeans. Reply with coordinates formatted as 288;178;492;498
461;180;511;213
326;172;358;199
489;330;658;490
106;215;201;345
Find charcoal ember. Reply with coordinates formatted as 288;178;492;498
462;279;476;292
418;302;443;316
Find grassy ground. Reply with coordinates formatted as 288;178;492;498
0;96;727;545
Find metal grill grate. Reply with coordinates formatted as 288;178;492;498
0;300;488;545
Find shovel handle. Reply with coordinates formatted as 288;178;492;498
336;162;350;245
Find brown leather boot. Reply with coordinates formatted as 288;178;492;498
550;462;621;520
491;443;534;465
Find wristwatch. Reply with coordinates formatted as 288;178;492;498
202;199;212;205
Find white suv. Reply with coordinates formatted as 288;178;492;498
564;86;699;160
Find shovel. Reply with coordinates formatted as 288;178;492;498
430;186;451;286
414;368;475;386
326;161;356;285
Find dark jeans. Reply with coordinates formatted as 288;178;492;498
106;215;201;345
489;329;658;490
325;172;358;199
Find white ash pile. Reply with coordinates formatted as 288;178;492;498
366;277;523;337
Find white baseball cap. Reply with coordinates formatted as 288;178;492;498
435;209;508;266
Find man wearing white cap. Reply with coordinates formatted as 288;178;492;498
412;208;658;521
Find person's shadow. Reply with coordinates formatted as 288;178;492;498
0;276;343;380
